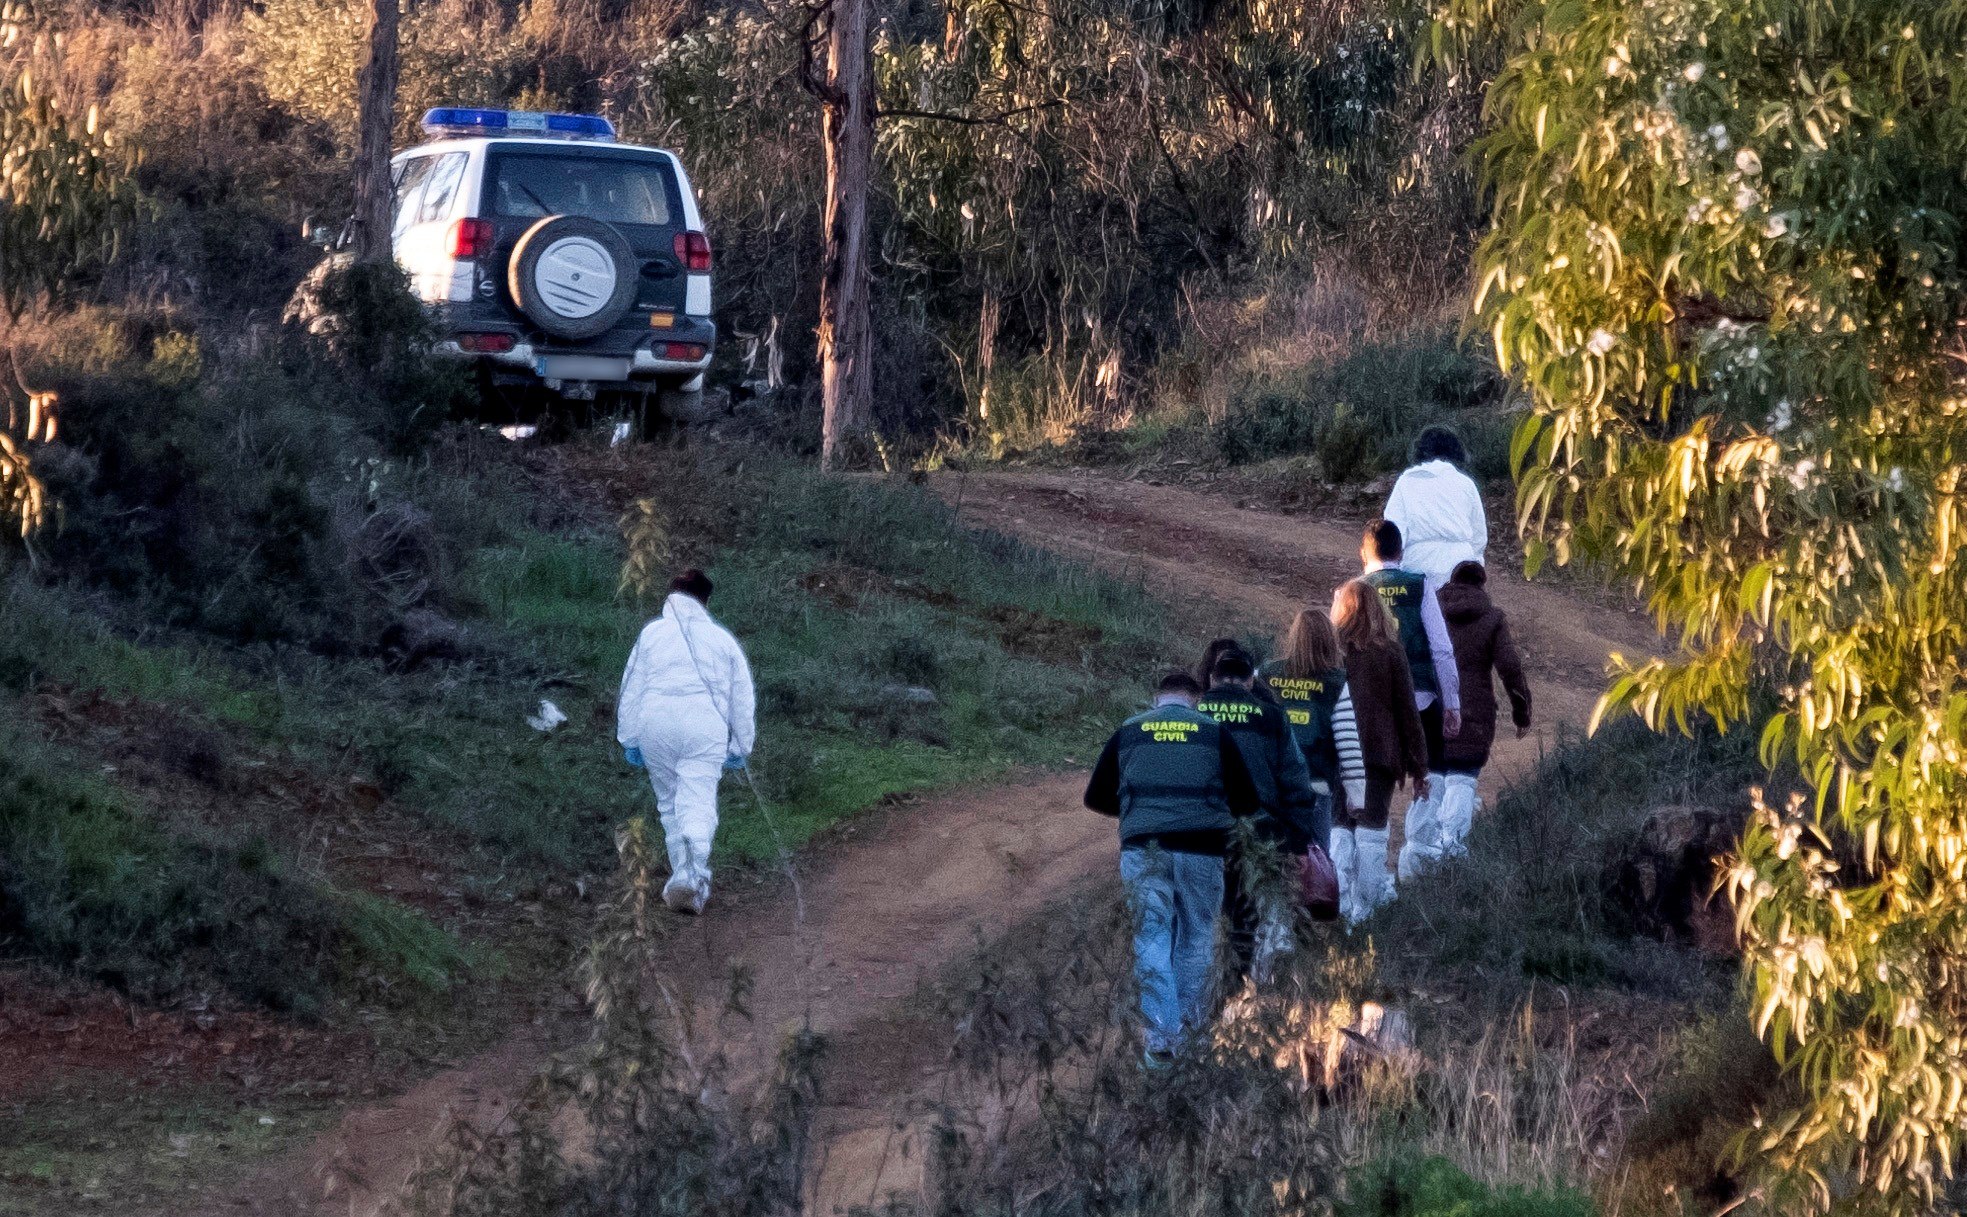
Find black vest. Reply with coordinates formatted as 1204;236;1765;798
1112;704;1235;845
1365;567;1437;695
1265;663;1346;785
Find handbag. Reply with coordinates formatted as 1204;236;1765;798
1298;844;1341;922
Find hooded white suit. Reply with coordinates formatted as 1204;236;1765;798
616;593;757;904
1383;459;1488;587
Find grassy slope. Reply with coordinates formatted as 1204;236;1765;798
0;438;1183;1213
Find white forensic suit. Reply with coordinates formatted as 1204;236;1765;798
616;592;757;911
1383;458;1488;588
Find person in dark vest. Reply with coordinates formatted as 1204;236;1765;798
1331;580;1429;924
1419;560;1533;860
1356;519;1462;884
1265;608;1365;841
1196;637;1280;705
1200;648;1323;987
1085;671;1262;1064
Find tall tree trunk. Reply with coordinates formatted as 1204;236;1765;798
817;0;874;471
350;0;402;265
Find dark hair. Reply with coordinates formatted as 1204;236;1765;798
1157;671;1204;698
1413;425;1468;467
1364;518;1403;561
670;568;715;604
1451;560;1488;587
1196;637;1245;686
1210;650;1256;682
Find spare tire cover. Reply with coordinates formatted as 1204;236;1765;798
507;214;638;341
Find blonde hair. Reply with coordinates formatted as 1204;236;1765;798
1281;609;1342;678
1333;580;1399;655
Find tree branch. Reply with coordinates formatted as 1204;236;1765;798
874;99;1067;125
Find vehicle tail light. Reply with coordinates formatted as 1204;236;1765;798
449;218;495;259
662;342;707;361
673;231;712;273
456;332;515;353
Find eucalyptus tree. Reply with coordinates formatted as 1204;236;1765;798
1;0;136;547
1;0;132;318
1452;0;1967;1207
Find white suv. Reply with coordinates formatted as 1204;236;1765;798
389;108;715;418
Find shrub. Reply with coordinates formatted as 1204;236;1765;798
1214;331;1513;481
1367;717;1763;1002
18;302;471;649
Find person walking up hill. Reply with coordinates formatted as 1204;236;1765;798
1197;637;1279;705
617;569;757;915
1265;609;1365;836
1422;561;1533;862
1199;648;1323;986
1357;519;1461;882
1330;581;1428;925
1085;672;1261;1064
1384;425;1487;587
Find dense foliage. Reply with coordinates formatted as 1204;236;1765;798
1460;0;1967;1207
0;0;136;319
9;0;1481;460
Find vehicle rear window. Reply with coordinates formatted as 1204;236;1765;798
417;152;469;224
391;156;436;238
488;153;674;226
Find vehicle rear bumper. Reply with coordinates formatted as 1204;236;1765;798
432;314;715;381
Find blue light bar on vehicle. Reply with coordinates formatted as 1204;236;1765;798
419;108;617;141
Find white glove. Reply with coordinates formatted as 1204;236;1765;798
1344;779;1367;811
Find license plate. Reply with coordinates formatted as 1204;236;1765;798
537;355;630;382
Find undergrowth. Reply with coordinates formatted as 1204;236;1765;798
393;716;1775;1217
0;704;467;1012
0;434;1182;1011
1212;331;1514;481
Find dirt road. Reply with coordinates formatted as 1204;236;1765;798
201;468;1654;1217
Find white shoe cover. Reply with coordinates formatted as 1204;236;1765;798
1329;828;1359;924
1350;828;1396;924
1438;774;1480;858
662;871;709;914
1397;778;1447;881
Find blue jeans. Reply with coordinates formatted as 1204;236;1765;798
1308;791;1334;854
1120;847;1226;1054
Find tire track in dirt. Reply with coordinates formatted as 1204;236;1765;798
195;469;1653;1217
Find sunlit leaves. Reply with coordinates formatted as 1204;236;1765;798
1;0;137;552
0;73;135;319
1463;0;1967;1208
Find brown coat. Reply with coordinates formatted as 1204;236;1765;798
1437;581;1533;771
1342;638;1428;784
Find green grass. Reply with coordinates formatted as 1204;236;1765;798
0;443;1185;1008
0;703;470;1012
1340;1156;1597;1217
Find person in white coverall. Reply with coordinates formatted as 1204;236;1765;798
1383;426;1487;588
1357;520;1461;886
616;569;756;914
1381;427;1485;879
